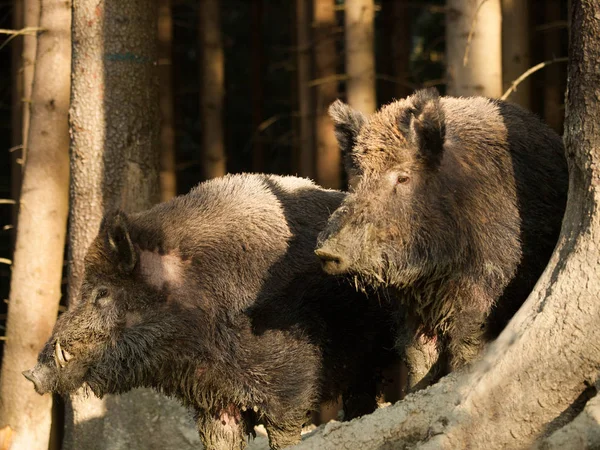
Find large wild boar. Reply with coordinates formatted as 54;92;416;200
23;174;396;450
315;88;568;392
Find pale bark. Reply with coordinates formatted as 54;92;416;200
158;0;177;201
297;0;315;178
345;0;376;114
66;0;198;448
501;0;530;108
314;0;340;189
199;0;226;179
447;0;502;97
0;1;71;449
295;0;600;448
535;380;600;450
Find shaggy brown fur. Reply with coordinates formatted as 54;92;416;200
24;174;396;450
315;88;568;392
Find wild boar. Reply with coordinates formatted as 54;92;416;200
315;88;568;392
23;174;396;450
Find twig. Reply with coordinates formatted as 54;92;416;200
0;27;43;36
375;74;419;91
535;20;569;33
501;57;568;101
0;27;45;52
0;199;16;205
308;74;348;88
463;0;490;67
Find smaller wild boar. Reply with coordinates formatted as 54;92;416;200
315;88;568;392
23;174;396;450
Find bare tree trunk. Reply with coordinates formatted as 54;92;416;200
0;1;71;449
381;0;412;101
9;0;40;244
295;1;600;448
199;0;226;179
543;0;565;133
447;0;502;97
297;0;314;179
158;0;177;201
252;0;264;173
65;1;199;448
344;0;376;114
9;0;24;249
502;0;530;108
314;0;340;189
21;0;39;162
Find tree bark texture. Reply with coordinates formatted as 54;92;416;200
447;0;502;97
543;0;566;133
314;0;340;189
294;1;600;448
10;0;40;243
344;0;376;114
21;0;40;162
501;0;530;108
66;1;198;448
381;0;412;101
10;0;23;243
199;0;226;179
0;1;71;449
296;0;315;179
158;0;177;201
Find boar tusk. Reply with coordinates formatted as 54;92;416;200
54;340;67;368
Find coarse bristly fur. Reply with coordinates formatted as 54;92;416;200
23;174;397;450
316;88;568;392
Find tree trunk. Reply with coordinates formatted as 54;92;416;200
296;0;315;179
344;0;376;114
295;0;600;448
9;0;23;247
447;0;502;97
199;0;226;179
251;0;264;173
0;1;71;449
158;0;177;201
501;0;530;108
314;0;340;189
65;1;198;448
543;0;565;133
9;0;40;245
381;0;412;102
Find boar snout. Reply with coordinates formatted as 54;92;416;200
22;369;42;393
314;246;351;274
22;363;56;395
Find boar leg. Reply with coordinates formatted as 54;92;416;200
264;414;304;450
342;376;378;420
446;305;488;371
395;316;443;394
195;406;253;450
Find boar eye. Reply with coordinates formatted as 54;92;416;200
396;175;410;185
94;287;110;305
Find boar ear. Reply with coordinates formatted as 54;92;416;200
104;210;137;274
399;88;446;169
329;100;366;170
